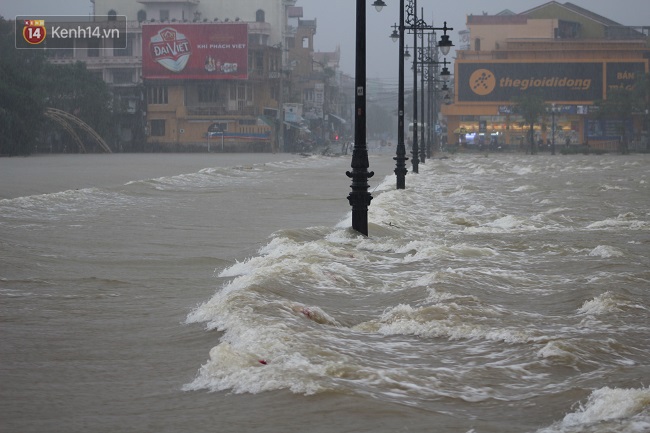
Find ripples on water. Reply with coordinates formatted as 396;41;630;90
181;155;650;432
1;154;648;433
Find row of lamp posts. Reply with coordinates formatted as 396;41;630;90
347;0;453;236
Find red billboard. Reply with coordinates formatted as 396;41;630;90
142;23;248;80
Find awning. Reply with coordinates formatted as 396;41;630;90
284;121;311;133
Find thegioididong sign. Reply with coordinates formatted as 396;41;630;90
457;61;647;102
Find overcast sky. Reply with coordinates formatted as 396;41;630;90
3;0;648;82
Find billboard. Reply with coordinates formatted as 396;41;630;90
605;62;648;93
142;23;248;79
457;60;648;103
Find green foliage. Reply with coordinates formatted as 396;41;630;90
0;17;117;155
0;17;46;155
594;74;649;154
512;92;547;154
41;61;116;143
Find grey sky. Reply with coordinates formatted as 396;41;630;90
3;0;648;81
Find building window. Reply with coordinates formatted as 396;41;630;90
302;37;309;48
255;51;264;74
137;9;147;23
148;86;168;104
113;33;130;56
150;119;165;136
238;83;246;100
112;69;132;84
87;38;100;57
160;10;169;21
229;82;253;102
475;38;481;51
256;9;265;23
108;10;117;21
198;84;222;103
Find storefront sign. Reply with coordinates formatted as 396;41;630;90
605;62;647;93
459;61;648;103
458;61;603;102
587;118;632;140
143;23;248;79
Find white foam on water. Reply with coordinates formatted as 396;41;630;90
0;187;138;222
354;303;540;344
577;291;647;316
589;245;625;258
587;213;647;230
537;386;650;433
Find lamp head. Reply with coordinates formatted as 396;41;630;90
438;34;453;56
390;28;399;42
440;58;451;76
438;22;454;56
372;0;387;12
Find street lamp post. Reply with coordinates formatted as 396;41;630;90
410;0;420;173
346;0;385;236
645;108;650;151
391;0;408;189
391;8;453;182
413;50;451;154
551;103;557;155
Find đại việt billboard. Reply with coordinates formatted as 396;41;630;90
142;23;248;80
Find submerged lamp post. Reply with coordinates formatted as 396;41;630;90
551;103;557;155
390;3;408;189
390;2;452;182
346;0;385;236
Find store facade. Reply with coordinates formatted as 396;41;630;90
445;57;648;150
442;5;649;151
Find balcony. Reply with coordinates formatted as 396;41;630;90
186;105;258;117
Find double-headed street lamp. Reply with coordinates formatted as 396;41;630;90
390;1;452;183
346;0;386;236
410;41;451;160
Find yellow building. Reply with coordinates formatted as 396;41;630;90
442;2;649;151
143;22;281;151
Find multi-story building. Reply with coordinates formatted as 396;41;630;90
442;1;649;151
48;0;342;152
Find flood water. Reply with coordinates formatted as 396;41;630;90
1;151;649;433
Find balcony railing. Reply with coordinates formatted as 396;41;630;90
186;105;258;117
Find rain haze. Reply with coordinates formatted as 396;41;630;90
2;0;649;80
2;1;650;432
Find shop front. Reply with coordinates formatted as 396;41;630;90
443;59;648;150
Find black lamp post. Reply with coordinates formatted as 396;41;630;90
346;0;385;236
390;2;408;189
546;103;560;155
551;103;557;155
645;108;649;151
391;6;453;180
412;48;451;158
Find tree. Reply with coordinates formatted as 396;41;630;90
0;17;46;155
40;61;117;150
1;17;118;155
512;92;547;154
594;75;648;154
